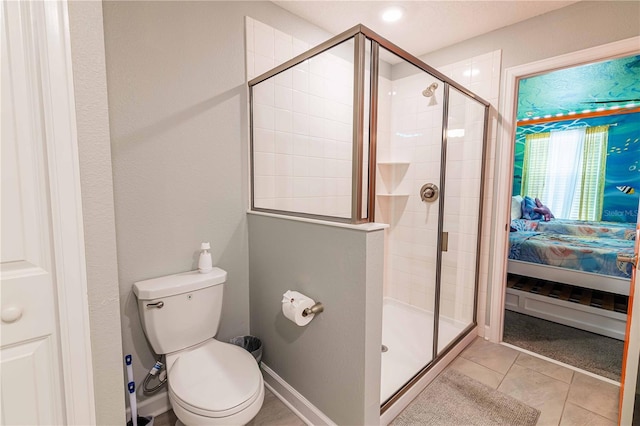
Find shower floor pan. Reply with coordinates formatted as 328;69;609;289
380;297;466;403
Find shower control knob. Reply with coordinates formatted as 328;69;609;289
420;183;439;202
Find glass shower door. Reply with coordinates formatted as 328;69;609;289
376;45;446;403
436;86;486;353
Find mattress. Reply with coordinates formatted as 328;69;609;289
508;219;635;279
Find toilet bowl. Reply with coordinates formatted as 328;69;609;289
133;269;264;425
167;339;264;426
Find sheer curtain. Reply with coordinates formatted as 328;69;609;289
546;128;586;218
573;126;609;220
521;126;609;220
522;128;586;218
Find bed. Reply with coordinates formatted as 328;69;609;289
508;218;635;295
506;217;635;340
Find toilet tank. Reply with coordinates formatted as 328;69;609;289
133;268;227;354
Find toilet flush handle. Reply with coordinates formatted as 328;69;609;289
146;301;164;309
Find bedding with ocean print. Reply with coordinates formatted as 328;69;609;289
508;232;635;278
535;219;635;240
510;219;539;232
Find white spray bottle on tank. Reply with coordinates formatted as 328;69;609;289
198;242;213;273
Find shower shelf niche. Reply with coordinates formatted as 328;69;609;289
377;162;410;196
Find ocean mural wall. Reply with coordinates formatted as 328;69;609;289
512;112;640;223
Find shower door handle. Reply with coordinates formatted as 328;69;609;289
441;232;448;252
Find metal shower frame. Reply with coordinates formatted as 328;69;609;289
249;24;489;223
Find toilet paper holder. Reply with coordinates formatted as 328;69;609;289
302;302;324;317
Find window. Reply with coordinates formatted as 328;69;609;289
521;126;608;220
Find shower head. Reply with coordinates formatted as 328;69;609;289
422;82;438;97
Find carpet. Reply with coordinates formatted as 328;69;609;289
391;369;540;426
503;310;623;381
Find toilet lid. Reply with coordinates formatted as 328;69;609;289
168;340;261;414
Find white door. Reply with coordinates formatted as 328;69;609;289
1;1;95;424
1;2;65;423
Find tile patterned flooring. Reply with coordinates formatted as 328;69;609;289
450;339;619;426
153;388;304;426
154;338;619;426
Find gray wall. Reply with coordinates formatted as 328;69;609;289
394;1;640;80
101;0;332;406
68;2;125;424
421;1;640;70
248;214;383;425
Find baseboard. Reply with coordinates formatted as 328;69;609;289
483;324;491;339
126;390;171;420
260;363;336;426
474;323;486;338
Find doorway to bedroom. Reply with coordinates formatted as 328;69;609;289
502;52;640;382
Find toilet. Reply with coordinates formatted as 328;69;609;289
133;268;264;425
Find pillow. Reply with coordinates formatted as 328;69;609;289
510;195;523;220
521;196;542;220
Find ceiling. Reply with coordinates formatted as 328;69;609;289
517;54;640;121
273;1;579;60
272;1;640;121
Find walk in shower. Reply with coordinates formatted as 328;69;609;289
249;24;488;413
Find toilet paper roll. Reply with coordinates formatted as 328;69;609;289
282;291;316;326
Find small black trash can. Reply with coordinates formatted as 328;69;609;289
230;335;263;364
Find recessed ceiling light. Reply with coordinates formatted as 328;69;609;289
381;6;404;23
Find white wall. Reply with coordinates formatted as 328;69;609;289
67;1;125;423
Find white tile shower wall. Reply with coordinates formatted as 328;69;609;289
247;17;353;217
440;91;486;326
376;76;393;296
379;50;501;331
377;71;443;313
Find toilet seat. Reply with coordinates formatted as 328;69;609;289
168;339;263;418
